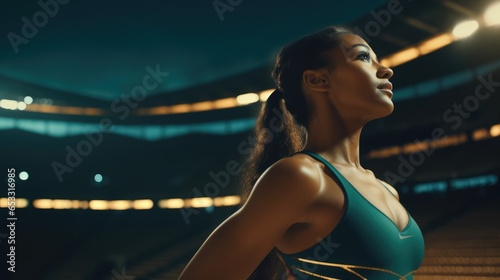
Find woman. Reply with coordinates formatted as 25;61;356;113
179;26;425;280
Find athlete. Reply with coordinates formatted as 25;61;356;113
179;26;425;280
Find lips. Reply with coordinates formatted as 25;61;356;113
377;82;393;98
377;82;393;91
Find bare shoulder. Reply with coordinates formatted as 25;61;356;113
255;153;323;196
378;179;400;200
261;153;322;187
241;154;324;220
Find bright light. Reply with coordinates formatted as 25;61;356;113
108;200;131;210
159;198;184;209
485;2;500;26
213;195;241;206
33;199;53;209
169;104;191;114
133;199;154;210
19;171;29;180
0;99;18;110
17;101;26;110
16;198;28;208
236;93;260;105
472;128;490;141
94;174;103;183
418;33;454;55
383;47;419;68
72;200;81;209
213;97;238;109
0;198;27;208
490;124;500;137
89;200;108;210
259;89;275;102
53;199;72;209
24;96;33;104
191;101;214;112
452;20;479;39
189;197;213;208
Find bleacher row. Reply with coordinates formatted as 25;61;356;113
414;190;500;279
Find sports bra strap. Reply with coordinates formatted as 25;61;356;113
377;179;398;199
294;150;348;186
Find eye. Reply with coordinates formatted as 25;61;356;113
356;51;371;62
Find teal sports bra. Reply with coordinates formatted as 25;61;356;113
279;151;425;279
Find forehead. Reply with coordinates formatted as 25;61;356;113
337;33;373;53
327;33;376;62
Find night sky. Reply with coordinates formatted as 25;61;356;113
0;0;386;100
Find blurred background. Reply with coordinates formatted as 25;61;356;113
1;0;499;279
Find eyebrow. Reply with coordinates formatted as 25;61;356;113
347;43;379;62
347;43;371;51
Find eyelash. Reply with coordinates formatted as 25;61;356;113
357;52;371;62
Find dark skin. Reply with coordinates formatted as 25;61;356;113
179;34;403;280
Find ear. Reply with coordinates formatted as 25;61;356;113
302;69;329;92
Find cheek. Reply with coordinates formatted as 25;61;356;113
333;73;372;99
330;84;379;113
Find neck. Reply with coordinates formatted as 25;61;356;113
303;111;365;169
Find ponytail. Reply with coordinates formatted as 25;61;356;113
240;89;305;279
240;89;304;205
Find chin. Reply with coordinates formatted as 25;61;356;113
383;101;395;115
381;103;395;118
368;102;394;121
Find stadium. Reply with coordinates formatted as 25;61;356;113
1;0;499;279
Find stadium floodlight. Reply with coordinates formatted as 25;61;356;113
24;96;33;104
236;93;259;105
189;197;213;208
485;2;500;26
89;200;108;210
33;199;52;209
490;124;500;137
0;99;18;110
17;102;26;110
452;20;479;39
380;47;419;68
133;199;154;210
159;198;184;209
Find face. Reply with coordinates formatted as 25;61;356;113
323;34;394;121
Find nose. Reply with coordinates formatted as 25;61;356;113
377;64;394;79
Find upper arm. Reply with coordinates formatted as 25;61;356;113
179;157;321;280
